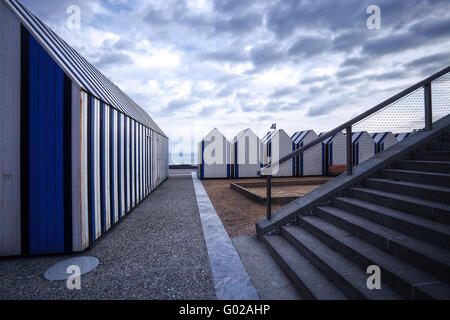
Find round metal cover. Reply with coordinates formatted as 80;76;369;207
44;256;99;281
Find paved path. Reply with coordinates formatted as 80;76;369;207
0;175;216;300
192;173;259;300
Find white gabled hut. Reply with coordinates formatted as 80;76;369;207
198;128;231;179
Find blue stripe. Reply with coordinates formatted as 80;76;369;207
90;96;96;243
117;113;122;218
201;141;205;179
101;102;106;233
110;108;116;224
28;34;65;254
123;117;128;213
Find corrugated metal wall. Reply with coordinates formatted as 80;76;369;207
77;93;168;250
234;131;262;178
0;0;21;256
27;32;66;254
0;2;169;256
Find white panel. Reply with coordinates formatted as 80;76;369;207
0;1;21;256
71;84;82;252
131;120;135;207
94;99;101;239
120;114;125;216
80;92;89;249
126;116;130;212
113;109;119;223
104;105;111;230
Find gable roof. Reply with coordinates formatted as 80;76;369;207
291;130;315;144
4;0;166;137
371;132;394;144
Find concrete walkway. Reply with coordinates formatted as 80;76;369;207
0;175;216;300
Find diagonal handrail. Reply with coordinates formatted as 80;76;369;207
259;65;450;175
260;65;450;221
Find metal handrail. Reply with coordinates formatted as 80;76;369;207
262;65;450;220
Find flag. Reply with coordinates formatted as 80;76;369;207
270;123;277;130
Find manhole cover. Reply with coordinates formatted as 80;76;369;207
44;256;99;281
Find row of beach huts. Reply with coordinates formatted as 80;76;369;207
197;128;414;179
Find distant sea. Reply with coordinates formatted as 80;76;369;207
169;152;197;165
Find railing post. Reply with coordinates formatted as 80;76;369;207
266;175;272;221
346;126;353;175
424;82;432;130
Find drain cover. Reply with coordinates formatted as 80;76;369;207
44;256;99;281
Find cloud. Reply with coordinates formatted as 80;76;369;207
95;52;133;68
18;0;450;155
288;36;330;57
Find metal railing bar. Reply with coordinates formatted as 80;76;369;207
259;65;450;173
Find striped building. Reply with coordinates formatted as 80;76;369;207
371;132;398;154
352;132;375;166
261;130;292;177
231;129;262;178
0;0;168;257
197;128;231;179
321;131;347;176
291;130;323;177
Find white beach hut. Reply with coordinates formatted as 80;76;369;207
291;130;323;176
261;129;292;177
321;131;347;176
198;128;231;179
231;129;262;178
352;132;375;166
371;132;398;154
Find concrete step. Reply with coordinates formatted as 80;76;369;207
333;197;450;249
301;210;450;299
262;235;347;300
395;160;450;174
365;178;450;205
429;142;450;151
310;208;450;283
348;187;450;225
381;169;450;187
413;151;450;161
281;225;402;300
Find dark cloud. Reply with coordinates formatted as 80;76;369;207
288;36;330;57
214;12;262;34
249;44;284;67
270;86;298;98
202;49;248;63
406;52;450;69
95;52;133;68
300;75;330;85
160;98;196;116
307;99;345;117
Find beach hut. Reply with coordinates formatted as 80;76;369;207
321;131;347;176
0;0;168;257
352;132;375;166
261;129;292;177
371;132;398;154
395;132;412;142
231;129;262;178
198;128;231;179
291;130;323;176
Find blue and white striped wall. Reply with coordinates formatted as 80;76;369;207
0;0;168;257
352;132;375;166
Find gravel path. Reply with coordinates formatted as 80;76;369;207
0;175;216;300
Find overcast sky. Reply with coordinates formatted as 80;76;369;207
21;0;450;156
